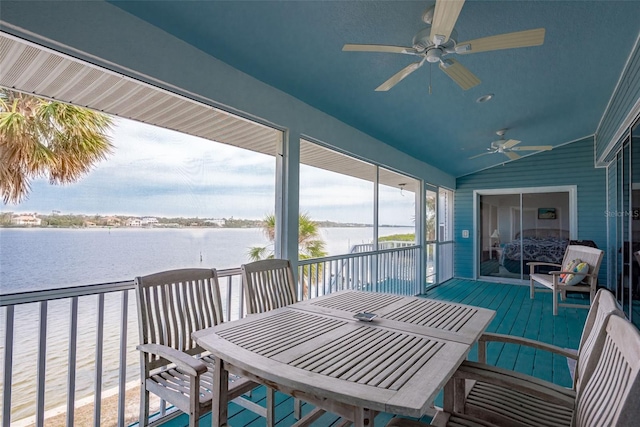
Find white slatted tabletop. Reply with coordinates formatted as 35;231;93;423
193;290;495;427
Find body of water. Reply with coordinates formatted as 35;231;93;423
0;226;412;422
0;227;405;293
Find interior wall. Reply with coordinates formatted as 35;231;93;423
455;136;607;281
521;193;571;233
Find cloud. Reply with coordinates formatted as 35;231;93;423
5;117;415;225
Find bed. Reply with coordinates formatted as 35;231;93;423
500;229;569;275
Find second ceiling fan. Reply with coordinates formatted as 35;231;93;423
470;130;553;160
343;0;545;91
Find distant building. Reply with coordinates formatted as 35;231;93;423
141;217;158;226
83;221;97;228
126;218;141;227
205;219;225;226
11;214;42;226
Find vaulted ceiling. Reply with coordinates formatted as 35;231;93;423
7;1;640;177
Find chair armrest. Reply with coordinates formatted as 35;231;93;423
478;332;578;360
527;262;561;274
137;343;207;376
526;262;561;268
549;271;597;277
453;360;575;408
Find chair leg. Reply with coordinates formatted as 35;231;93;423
140;383;149;427
294;397;302;420
530;277;535;299
189;413;199;427
190;376;200;427
553;286;558;316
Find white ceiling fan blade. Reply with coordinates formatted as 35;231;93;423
469;151;493;160
511;145;553;151
439;58;480;90
456;28;545;54
342;44;419;55
430;0;465;45
501;139;521;149
375;61;424;91
505;151;521;160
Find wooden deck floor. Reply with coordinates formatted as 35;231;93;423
159;279;591;427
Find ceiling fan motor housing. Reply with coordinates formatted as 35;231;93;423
426;48;443;63
412;27;433;51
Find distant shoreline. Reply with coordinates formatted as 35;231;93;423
1;212;412;229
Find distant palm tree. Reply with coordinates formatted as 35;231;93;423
0;89;114;204
248;212;328;298
248;212;328;260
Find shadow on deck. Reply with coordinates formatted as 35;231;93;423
158;279;592;427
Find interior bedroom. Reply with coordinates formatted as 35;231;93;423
478;190;582;280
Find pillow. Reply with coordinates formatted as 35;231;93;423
563;262;590;286
560;259;582;282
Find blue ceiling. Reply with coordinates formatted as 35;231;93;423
109;1;640;177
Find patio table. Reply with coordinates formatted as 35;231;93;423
193;290;495;427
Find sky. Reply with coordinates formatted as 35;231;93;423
4;117;416;225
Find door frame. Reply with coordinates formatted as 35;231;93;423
473;185;578;281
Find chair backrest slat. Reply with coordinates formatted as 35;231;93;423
574;289;624;389
135;268;224;370
242;259;297;314
574;315;640;427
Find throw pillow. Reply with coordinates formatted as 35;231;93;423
560;259;582;282
564;262;590;286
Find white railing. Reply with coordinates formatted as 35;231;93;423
298;245;422;299
0;246;421;427
0;269;246;427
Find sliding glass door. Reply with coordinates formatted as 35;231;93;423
610;117;640;322
476;187;576;281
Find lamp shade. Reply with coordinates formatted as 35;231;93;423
490;229;500;239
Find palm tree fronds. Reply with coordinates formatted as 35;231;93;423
0;89;114;204
247;246;274;262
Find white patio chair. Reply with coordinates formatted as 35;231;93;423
242;258;298;315
135;268;271;427
529;244;604;315
477;288;623;383
387;303;640;427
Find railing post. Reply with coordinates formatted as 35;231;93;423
2;306;14;427
94;293;105;426
117;291;128;427
66;297;79;426
36;301;48;427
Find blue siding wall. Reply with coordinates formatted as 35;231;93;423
596;36;640;162
455;136;607;282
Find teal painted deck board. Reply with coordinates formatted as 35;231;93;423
157;279;588;427
423;280;587;387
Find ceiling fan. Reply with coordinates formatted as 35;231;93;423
470;130;553;160
342;0;545;91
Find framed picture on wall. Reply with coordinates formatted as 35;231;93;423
538;208;557;220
